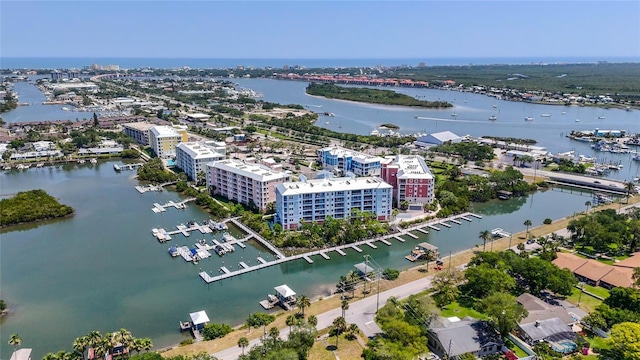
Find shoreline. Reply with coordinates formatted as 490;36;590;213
160;195;639;357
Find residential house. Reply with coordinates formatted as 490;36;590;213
427;316;502;359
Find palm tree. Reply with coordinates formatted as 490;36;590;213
137;338;152;353
479;230;492;252
286;314;297;333
585;201;592;214
348;323;359;338
268;326;280;341
101;333;116;359
115;328;133;358
524;219;532;238
341;299;350;319
86;331;102;359
296;295;311;317
8;334;21;352
237;337;249;356
625;182;635;204
331;316;347;349
307;315;318;328
73;335;89;360
347;270;359;298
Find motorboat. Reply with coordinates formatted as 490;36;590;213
525;117;534;121
541;114;551;117
489;115;497;121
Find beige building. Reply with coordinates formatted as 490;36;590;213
206;159;290;211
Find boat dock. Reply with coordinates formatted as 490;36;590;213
460;216;472;222
196;212;483;284
491;228;511;238
416;228;429;234
136;185;162;193
152;198;195;213
114;163;144;172
161;221;213;237
227;218;285;259
450;219;462;225
440;222;452;228
427;224;441;231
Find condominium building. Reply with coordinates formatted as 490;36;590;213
123;122;155;145
275;176;393;230
317;146;382;176
149;125;181;159
206;159;291;211
175;141;226;183
381;155;435;207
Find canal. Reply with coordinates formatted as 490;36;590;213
1;161;598;358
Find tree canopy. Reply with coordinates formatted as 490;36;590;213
0;189;74;227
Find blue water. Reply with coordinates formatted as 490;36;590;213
2;57;639;69
167;159;175;166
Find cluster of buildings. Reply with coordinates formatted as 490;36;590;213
552;252;640;289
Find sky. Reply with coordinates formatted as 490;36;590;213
1;1;639;59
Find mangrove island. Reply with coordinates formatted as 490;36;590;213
306;82;453;108
0;189;74;227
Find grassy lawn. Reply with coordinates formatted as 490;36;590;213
581;284;610;299
566;288;603;313
309;332;364;360
440;300;487;320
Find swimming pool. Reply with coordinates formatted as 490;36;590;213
550;339;577;354
167;159;175;166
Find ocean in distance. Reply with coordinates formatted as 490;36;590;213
2;56;640;69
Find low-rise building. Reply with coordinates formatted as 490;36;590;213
123;122;155;145
415;131;462;147
317;146;382;176
552;252;636;289
275;175;392;230
381;155;435;207
176;142;225;183
427;316;502;359
149;125;181;159
186;113;211;122
206;159;290;211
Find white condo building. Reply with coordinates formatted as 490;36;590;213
381;155;435;207
275;176;393;230
175;141;226;183
149;125;181;159
317;146;383;176
206;159;291;211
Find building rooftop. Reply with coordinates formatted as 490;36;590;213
600;267;634;288
276;176;392;196
517;293;575;326
574;259;615;283
123;122;156;131
150;125;180;138
320;146;382;163
519;317;574;342
552;252;589;272
614;252;640;269
209;159;289;182
177;142;224;160
10;348;32;360
394;155;434;180
429;318;500;358
274;284;296;298
189;310;210;325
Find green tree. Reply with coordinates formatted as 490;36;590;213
73;335;89;360
246;312;275;337
431;269;462;307
479;293;528;338
341;299;350;319
479;229;492;252
585;200;592;214
286;314;297;333
237;337;249;356
607;322;640;360
524;219;533;238
201;323;233;340
633;267;640;288
307;315;318;328
464;264;515;298
331;316;347;349
296;294;310;317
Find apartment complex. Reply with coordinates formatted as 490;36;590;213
123;122;155;145
381;155;435;206
317;146;382;176
149;126;182;159
206;159;291;211
275;176;393;230
175;141;226;183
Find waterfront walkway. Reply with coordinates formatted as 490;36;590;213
198;212;482;284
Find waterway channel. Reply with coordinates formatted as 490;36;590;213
1;161;600;358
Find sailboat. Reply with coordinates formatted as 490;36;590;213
598;110;606;119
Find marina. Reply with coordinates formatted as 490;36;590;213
151;199;194;213
113;163;144;171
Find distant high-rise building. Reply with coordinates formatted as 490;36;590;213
51;72;64;81
419;62;426;68
283;65;289;70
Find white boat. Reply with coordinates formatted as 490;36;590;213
489;115;497;121
325;121;330;124
525;117;534;121
492;104;497;108
598;116;606;119
541;114;551;117
113;164;121;171
561;111;566;114
370;129;380;136
575;119;580;122
89;158;97;164
626;106;632;111
451;113;458;117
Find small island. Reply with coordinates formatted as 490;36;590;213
0;189;74;227
379;123;400;130
306;82;453;108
